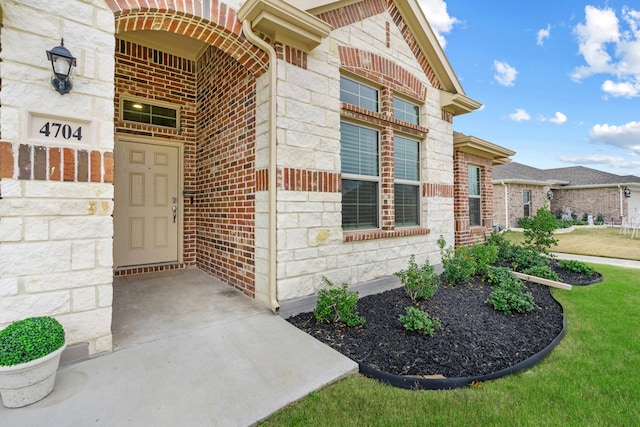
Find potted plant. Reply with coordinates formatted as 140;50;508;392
0;316;66;408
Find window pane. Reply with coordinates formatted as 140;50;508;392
341;123;378;176
340;77;378;112
468;166;480;196
393;97;419;125
395;184;419;226
342;180;378;229
469;197;481;226
123;100;178;129
394;136;419;181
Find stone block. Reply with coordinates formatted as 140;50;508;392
24;217;49;241
23;269;113;293
0;217;23;241
50;216;112;239
0;241;71;276
0;278;19;297
72;241;96;270
0;291;70;324
97;285;113;308
72;287;97;312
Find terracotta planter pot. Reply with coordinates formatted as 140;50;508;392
0;343;66;408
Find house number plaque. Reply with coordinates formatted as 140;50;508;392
29;113;92;145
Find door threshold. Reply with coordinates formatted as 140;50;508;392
114;262;185;277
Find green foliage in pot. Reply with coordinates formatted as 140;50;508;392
0;317;65;367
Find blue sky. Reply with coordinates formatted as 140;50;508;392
418;1;640;177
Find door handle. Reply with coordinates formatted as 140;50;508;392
172;205;177;223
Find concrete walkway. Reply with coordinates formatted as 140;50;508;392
0;270;358;426
552;253;640;269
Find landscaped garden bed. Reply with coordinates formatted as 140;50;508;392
286;209;603;389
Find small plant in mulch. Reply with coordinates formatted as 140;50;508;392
438;236;476;286
395;255;439;303
398;306;440;336
521;264;560;281
558;259;595;276
313;277;365;326
485;267;537;314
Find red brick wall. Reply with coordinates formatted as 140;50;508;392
196;46;257;297
454;151;493;247
114;39;198;267
551;187;624;224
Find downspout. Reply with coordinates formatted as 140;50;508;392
618;185;624;220
242;20;279;313
502;181;508;229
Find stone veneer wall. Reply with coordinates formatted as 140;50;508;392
270;1;455;301
0;0;115;354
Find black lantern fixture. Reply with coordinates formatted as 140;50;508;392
547;190;554;200
624;187;631;198
46;39;76;95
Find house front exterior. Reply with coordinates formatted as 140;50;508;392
493;162;640;228
1;0;487;358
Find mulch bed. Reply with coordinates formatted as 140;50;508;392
287;264;601;379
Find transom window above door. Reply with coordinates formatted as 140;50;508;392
121;99;180;129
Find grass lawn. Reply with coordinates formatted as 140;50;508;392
261;264;640;426
504;227;640;261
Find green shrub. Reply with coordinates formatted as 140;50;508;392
509;245;548;271
522;207;558;255
395;255;439;303
596;212;605;224
522;265;560;281
558;259;595;275
471;242;498;276
485;266;517;286
398;306;440;336
485;231;515;264
437;237;476;286
0;317;65;366
485;277;536;314
314;277;365;326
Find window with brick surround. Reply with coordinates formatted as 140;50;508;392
340;77;378;112
339;73;427;232
341;122;379;229
121;99;180;129
393;96;419;125
394;135;420;226
468;165;482;227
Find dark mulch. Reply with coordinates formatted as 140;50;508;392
287;264;599;378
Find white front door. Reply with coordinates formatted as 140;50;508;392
114;139;180;268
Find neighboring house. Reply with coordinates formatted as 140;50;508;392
0;0;506;358
493;162;640;228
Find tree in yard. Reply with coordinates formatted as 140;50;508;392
520;207;558;255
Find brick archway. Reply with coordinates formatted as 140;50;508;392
104;0;268;76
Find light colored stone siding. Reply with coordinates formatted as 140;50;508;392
0;0;115;354
273;10;454;301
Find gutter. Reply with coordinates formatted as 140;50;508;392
242;20;279;313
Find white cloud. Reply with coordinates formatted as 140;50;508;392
494;61;517;86
537;24;551;46
559;154;640;170
508;108;530;122
418;0;459;49
589;121;640;152
572;6;640;97
541;112;568;124
601;80;640;97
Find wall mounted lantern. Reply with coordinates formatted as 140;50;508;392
547;190;554;200
624;187;631;198
46;39;76;95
